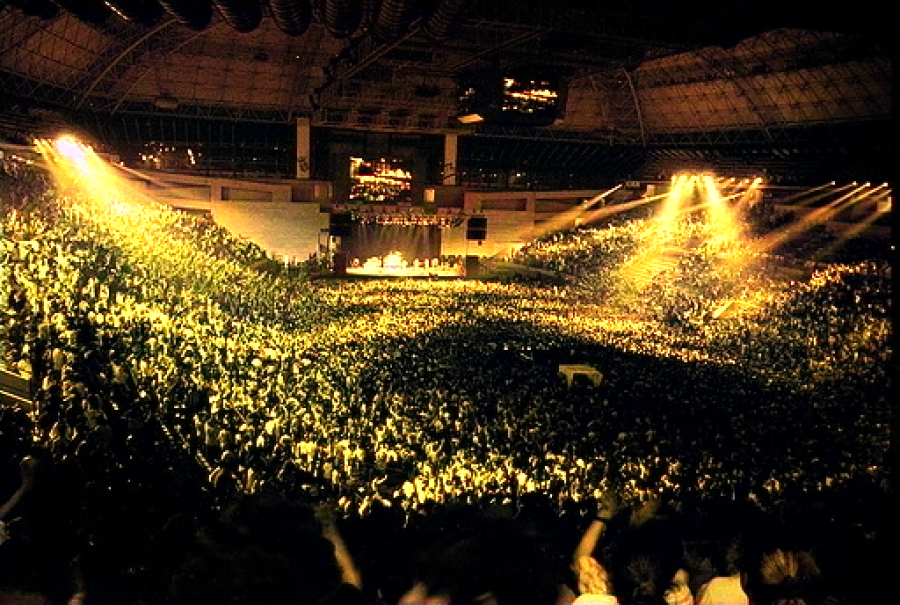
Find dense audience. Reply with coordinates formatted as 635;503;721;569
0;150;892;604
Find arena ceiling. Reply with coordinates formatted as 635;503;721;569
0;0;891;145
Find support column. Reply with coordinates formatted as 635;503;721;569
443;133;458;186
296;116;311;179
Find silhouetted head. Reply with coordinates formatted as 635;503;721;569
741;548;823;605
168;493;346;605
402;516;562;605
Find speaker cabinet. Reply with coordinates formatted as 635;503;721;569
329;212;353;237
466;216;487;240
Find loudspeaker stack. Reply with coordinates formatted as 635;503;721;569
466;216;487;240
329;212;353;237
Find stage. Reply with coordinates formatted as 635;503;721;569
344;252;465;278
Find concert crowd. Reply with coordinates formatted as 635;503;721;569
0;150;892;605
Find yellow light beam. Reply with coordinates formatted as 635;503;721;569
755;183;870;253
577;191;669;225
519;183;627;240
790;182;856;207
814;204;891;261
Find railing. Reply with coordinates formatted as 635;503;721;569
0;367;31;410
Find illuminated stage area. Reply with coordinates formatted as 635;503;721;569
346;252;464;277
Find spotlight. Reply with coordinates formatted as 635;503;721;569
457;113;485;124
54;136;91;166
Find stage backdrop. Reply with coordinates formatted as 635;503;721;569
343;223;441;263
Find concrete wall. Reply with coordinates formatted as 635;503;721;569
127;170;330;262
211;201;326;263
442;189;608;258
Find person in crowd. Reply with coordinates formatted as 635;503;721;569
167;492;369;605
316;501;366;602
0;455;41;601
740;547;825;605
694;537;749;605
398;510;568;605
606;500;693;605
0;455;38;532
0;453;80;605
569;493;620;604
688;498;764;605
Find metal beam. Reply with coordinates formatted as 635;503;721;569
76;17;181;109
0;11;48;56
446;28;544;72
314;23;423;107
622;67;646;147
112;99;295;123
110;19;230;114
